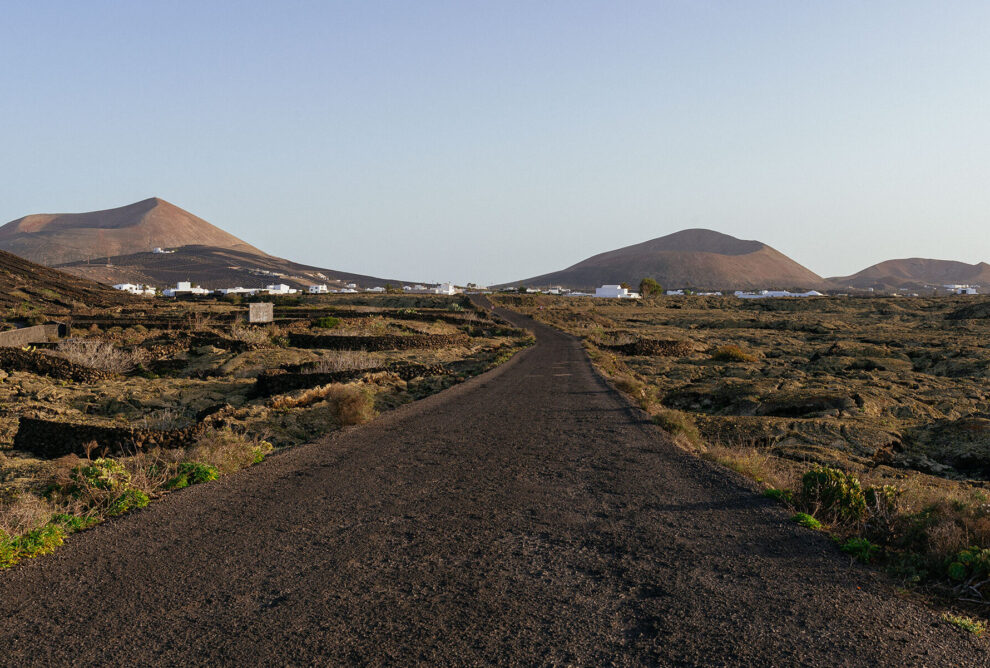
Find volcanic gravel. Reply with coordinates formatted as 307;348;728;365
0;304;986;666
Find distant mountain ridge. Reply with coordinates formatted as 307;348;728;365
500;228;824;291
828;258;990;290
0;198;265;266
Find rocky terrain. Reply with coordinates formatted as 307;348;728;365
500;228;824;291
0;249;131;316
0;293;531;569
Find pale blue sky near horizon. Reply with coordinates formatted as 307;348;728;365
2;1;988;285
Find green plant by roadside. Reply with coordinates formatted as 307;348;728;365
792;513;822;529
166;462;220;490
944;613;986;636
313;316;341;329
842;537;880;563
763;488;793;505
800;466;867;524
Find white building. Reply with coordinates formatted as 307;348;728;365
666;289;685;296
944;284;979;295
345;283;358;289
339;288;358;293
433;282;458;295
309;284;329;294
594;285;641;299
365;286;385;293
734;290;824;299
151;247;174;254
264;284;297;295
215;287;258;296
163;281;211;297
112;283;155;296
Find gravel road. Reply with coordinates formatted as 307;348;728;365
0;303;986;666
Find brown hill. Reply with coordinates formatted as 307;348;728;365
0;198;265;266
58;245;407;291
0;249;130;314
829;258;990;291
500;229;824;291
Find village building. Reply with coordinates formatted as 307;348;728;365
734;290;824;299
112;283;155;296
263;283;297;295
594;285;640;299
309;284;329;294
432;282;458;295
163;281;211;297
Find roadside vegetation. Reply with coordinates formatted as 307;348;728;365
1;294;532;570
493;291;990;620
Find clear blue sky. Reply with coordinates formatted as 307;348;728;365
2;1;988;285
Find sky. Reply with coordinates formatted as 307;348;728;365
2;1;989;285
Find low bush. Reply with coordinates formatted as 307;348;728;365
763;488;793;505
55;339;144;373
332;384;377;426
166;462;219;490
313;316;341;329
792;513;822;529
944;614;986;637
799;466;867;524
841;537;880;563
653;409;702;448
710;344;756;363
187;428;274;475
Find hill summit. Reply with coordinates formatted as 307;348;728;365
0;198;265;266
502;228;823;291
829;258;990;290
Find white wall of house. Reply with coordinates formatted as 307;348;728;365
595;285;640;299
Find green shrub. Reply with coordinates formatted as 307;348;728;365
652;409;702;447
106;488;150;516
166;462;220;490
710;345;756;363
71;458;131;492
800;466;867;524
763;488;793;505
944;614;986;636
50;513;100;533
792;513;822;529
313;316;341;329
842;537;880;563
0;525;65;568
947;546;990;582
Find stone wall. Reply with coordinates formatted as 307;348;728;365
287;332;468;351
0;347;112;382
0;324;65;348
12;417;210;459
252;363;447;397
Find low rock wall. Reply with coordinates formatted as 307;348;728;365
0;324;65;348
253;363;447;397
12;417;209;459
287;332;469;351
0;348;112;382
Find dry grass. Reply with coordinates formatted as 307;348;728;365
229;323;273;345
55;338;144;373
310;350;379;373
185;427;273;475
271;382;378;426
700;443;798;490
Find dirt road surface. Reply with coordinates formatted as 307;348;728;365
1;303;986;666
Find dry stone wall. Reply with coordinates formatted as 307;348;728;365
13;417;209;459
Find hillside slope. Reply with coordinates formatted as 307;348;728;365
0;198;265;265
0;249;130;312
829;258;990;290
501;229;823;291
57;245;408;290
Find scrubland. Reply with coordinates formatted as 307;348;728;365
496;293;990;618
1;294;531;568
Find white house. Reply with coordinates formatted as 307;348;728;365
594;285;640;299
666;289;685;296
365;286;385;293
339;288;358;293
264;283;297;295
163;281;211;297
734;290;824;299
151;247;174;254
432;282;458;295
112;283;155;296
215;287;257;296
345;283;358;289
944;284;979;295
309;284;329;294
